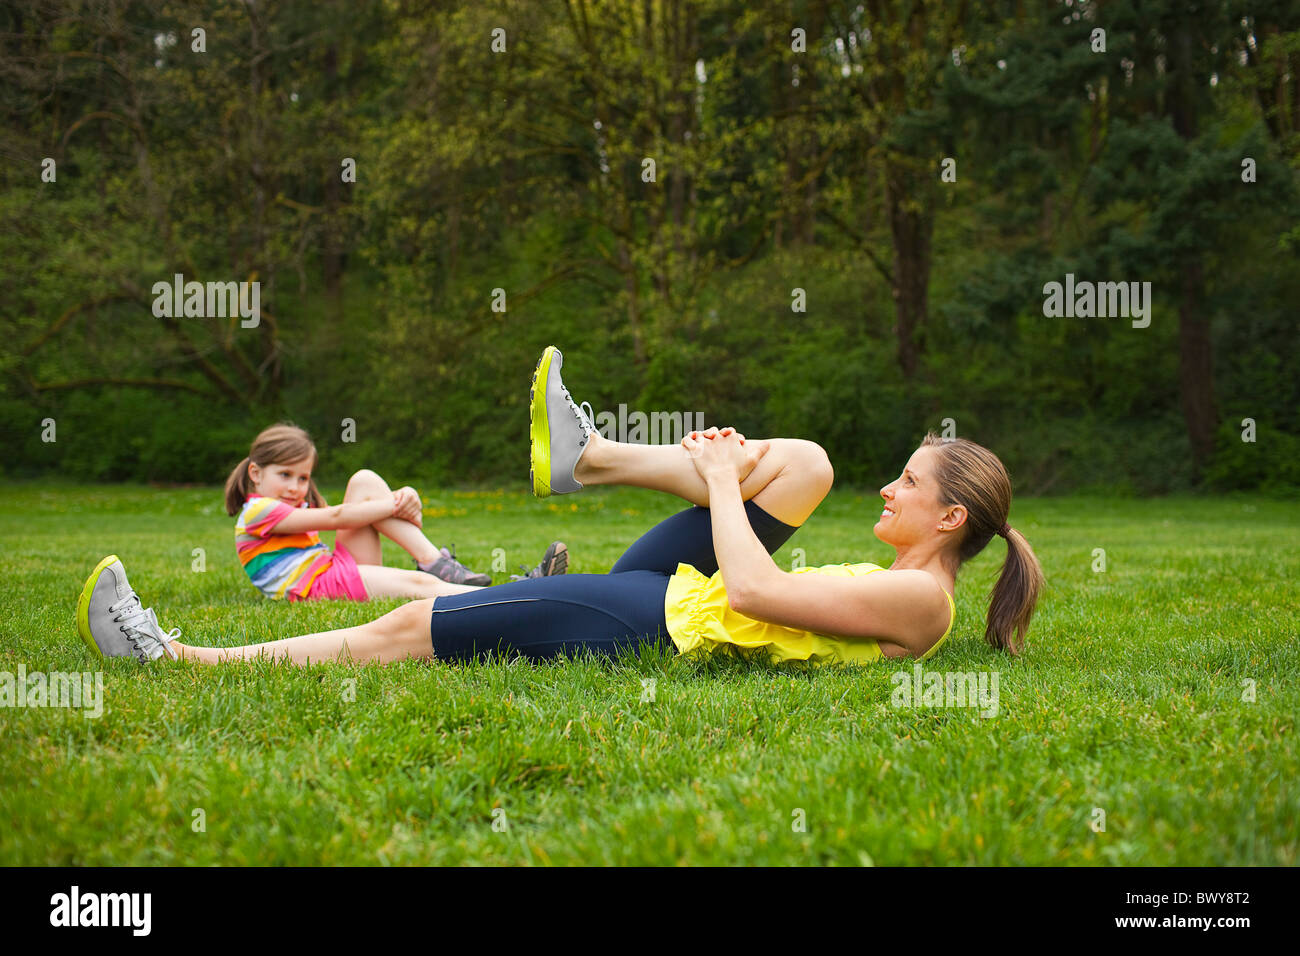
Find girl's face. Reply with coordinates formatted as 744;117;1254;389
248;457;314;507
874;446;965;546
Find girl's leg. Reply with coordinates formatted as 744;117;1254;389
173;599;438;666
356;565;480;600
575;433;833;527
335;469;440;566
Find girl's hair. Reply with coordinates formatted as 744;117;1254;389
920;431;1045;655
223;423;326;516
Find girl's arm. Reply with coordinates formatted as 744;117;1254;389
264;496;398;535
689;432;949;655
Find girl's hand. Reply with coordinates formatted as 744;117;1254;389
682;427;769;483
393;486;423;527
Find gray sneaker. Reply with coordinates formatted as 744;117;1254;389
510;541;569;581
529;346;595;497
76;556;180;663
419;546;492;587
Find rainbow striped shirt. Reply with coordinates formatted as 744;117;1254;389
234;495;333;600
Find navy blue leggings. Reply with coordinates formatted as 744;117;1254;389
428;501;798;662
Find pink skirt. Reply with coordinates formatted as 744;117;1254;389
301;542;369;601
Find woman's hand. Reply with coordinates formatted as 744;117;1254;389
393;486;423;527
682;427;769;483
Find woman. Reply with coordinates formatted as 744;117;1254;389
76;347;1044;668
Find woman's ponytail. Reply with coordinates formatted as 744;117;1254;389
921;432;1047;655
985;526;1045;655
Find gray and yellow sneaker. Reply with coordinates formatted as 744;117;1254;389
76;556;180;663
419;546;492;587
510;541;569;581
530;346;596;497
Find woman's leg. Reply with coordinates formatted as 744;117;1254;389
427;571;672;663
609;500;799;576
334;468;440;566
172;572;672;667
173;599;438;666
575;433;833;527
580;431;833;576
356;565;480;600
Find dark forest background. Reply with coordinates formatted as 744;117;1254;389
2;0;1297;495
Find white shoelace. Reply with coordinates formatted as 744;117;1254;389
109;594;181;661
562;385;595;436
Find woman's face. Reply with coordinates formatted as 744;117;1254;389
248;456;314;507
875;446;962;546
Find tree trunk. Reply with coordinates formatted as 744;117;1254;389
618;237;647;368
1178;258;1218;473
884;162;933;380
322;44;343;316
1170;21;1218;476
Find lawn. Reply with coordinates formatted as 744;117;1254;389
0;482;1296;865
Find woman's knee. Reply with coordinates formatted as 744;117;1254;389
793;439;834;495
347;598;435;663
746;438;833;526
380;598;436;642
769;438;834;492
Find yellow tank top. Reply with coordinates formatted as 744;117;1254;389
663;561;955;666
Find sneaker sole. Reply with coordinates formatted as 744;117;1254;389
76;554;120;660
540;541;568;576
529;346;558;497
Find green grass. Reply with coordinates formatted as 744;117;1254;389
0;482;1296;865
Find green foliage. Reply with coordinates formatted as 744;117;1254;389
0;389;255;483
1204;421;1300;496
2;0;1298;493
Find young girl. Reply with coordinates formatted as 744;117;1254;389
78;347;1045;668
222;423;567;602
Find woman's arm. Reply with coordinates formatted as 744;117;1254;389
700;469;787;611
263;496;399;535
689;430;949;655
